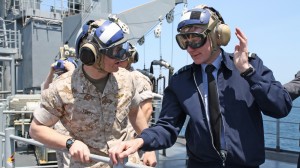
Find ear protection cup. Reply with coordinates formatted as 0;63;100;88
128;43;139;64
132;50;139;63
79;42;98;65
75;20;95;65
134;52;138;63
198;5;231;46
214;23;231;46
204;6;231;46
76;27;102;65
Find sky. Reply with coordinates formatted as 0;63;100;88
111;0;300;85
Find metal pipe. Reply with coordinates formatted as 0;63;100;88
1;66;3;92
11;52;16;95
0;105;6;141
0;0;6;18
3;110;33;114
0;106;4;133
156;75;165;94
0;109;3;167
33;0;36;10
8;132;153;168
21;112;25;137
0;136;3;168
0;56;13;61
61;0;63;16
0;90;23;94
5;127;15;168
276;119;280;151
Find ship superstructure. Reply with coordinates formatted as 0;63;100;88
0;1;298;167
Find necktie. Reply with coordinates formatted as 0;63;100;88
205;64;221;151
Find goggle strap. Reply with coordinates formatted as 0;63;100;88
205;12;220;34
87;28;96;42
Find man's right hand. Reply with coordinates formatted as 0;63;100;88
69;140;91;163
108;138;144;165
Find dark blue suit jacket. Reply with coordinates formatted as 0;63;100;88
140;49;292;167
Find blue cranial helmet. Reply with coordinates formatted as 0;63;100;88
75;19;130;65
177;8;211;32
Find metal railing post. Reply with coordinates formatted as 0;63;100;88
276;119;280;151
1;136;4;168
0;105;4;133
152;94;163;163
5;127;15;168
0;104;4;167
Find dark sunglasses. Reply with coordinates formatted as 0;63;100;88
175;32;208;50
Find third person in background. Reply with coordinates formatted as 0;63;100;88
118;43;157;166
283;70;300;168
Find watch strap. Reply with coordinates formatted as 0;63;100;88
66;138;75;151
240;66;255;77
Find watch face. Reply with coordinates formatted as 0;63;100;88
66;138;75;150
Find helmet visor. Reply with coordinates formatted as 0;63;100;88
176;32;207;50
100;42;130;61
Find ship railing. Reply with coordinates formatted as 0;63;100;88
1;96;298;167
18;0;66;16
264;119;299;150
14;0;95;18
263;105;300;153
0;110;33;139
0;19;20;57
0;127;153;168
152;93;300;154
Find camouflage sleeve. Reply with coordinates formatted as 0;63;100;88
33;106;59;127
129;72;142;109
33;82;63;126
131;71;153;102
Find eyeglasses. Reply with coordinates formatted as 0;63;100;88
100;42;130;61
175;32;207;50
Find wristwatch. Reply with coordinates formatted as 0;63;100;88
66;138;75;151
240;66;255;77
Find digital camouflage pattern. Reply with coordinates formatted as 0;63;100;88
127;70;154;138
34;67;141;167
130;70;153;102
54;121;71;168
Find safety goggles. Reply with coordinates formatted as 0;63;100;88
100;42;130;61
175;32;207;50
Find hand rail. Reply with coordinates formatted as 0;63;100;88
0;127;153;168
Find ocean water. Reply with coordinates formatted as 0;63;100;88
263;97;300;152
178;98;300;152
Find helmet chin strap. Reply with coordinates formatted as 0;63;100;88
207;33;220;60
95;54;108;73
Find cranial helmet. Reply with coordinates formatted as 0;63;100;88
75;19;130;65
177;5;231;47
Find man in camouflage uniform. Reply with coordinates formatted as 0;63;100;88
30;19;149;167
119;44;153;124
118;44;156;166
42;47;77;167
